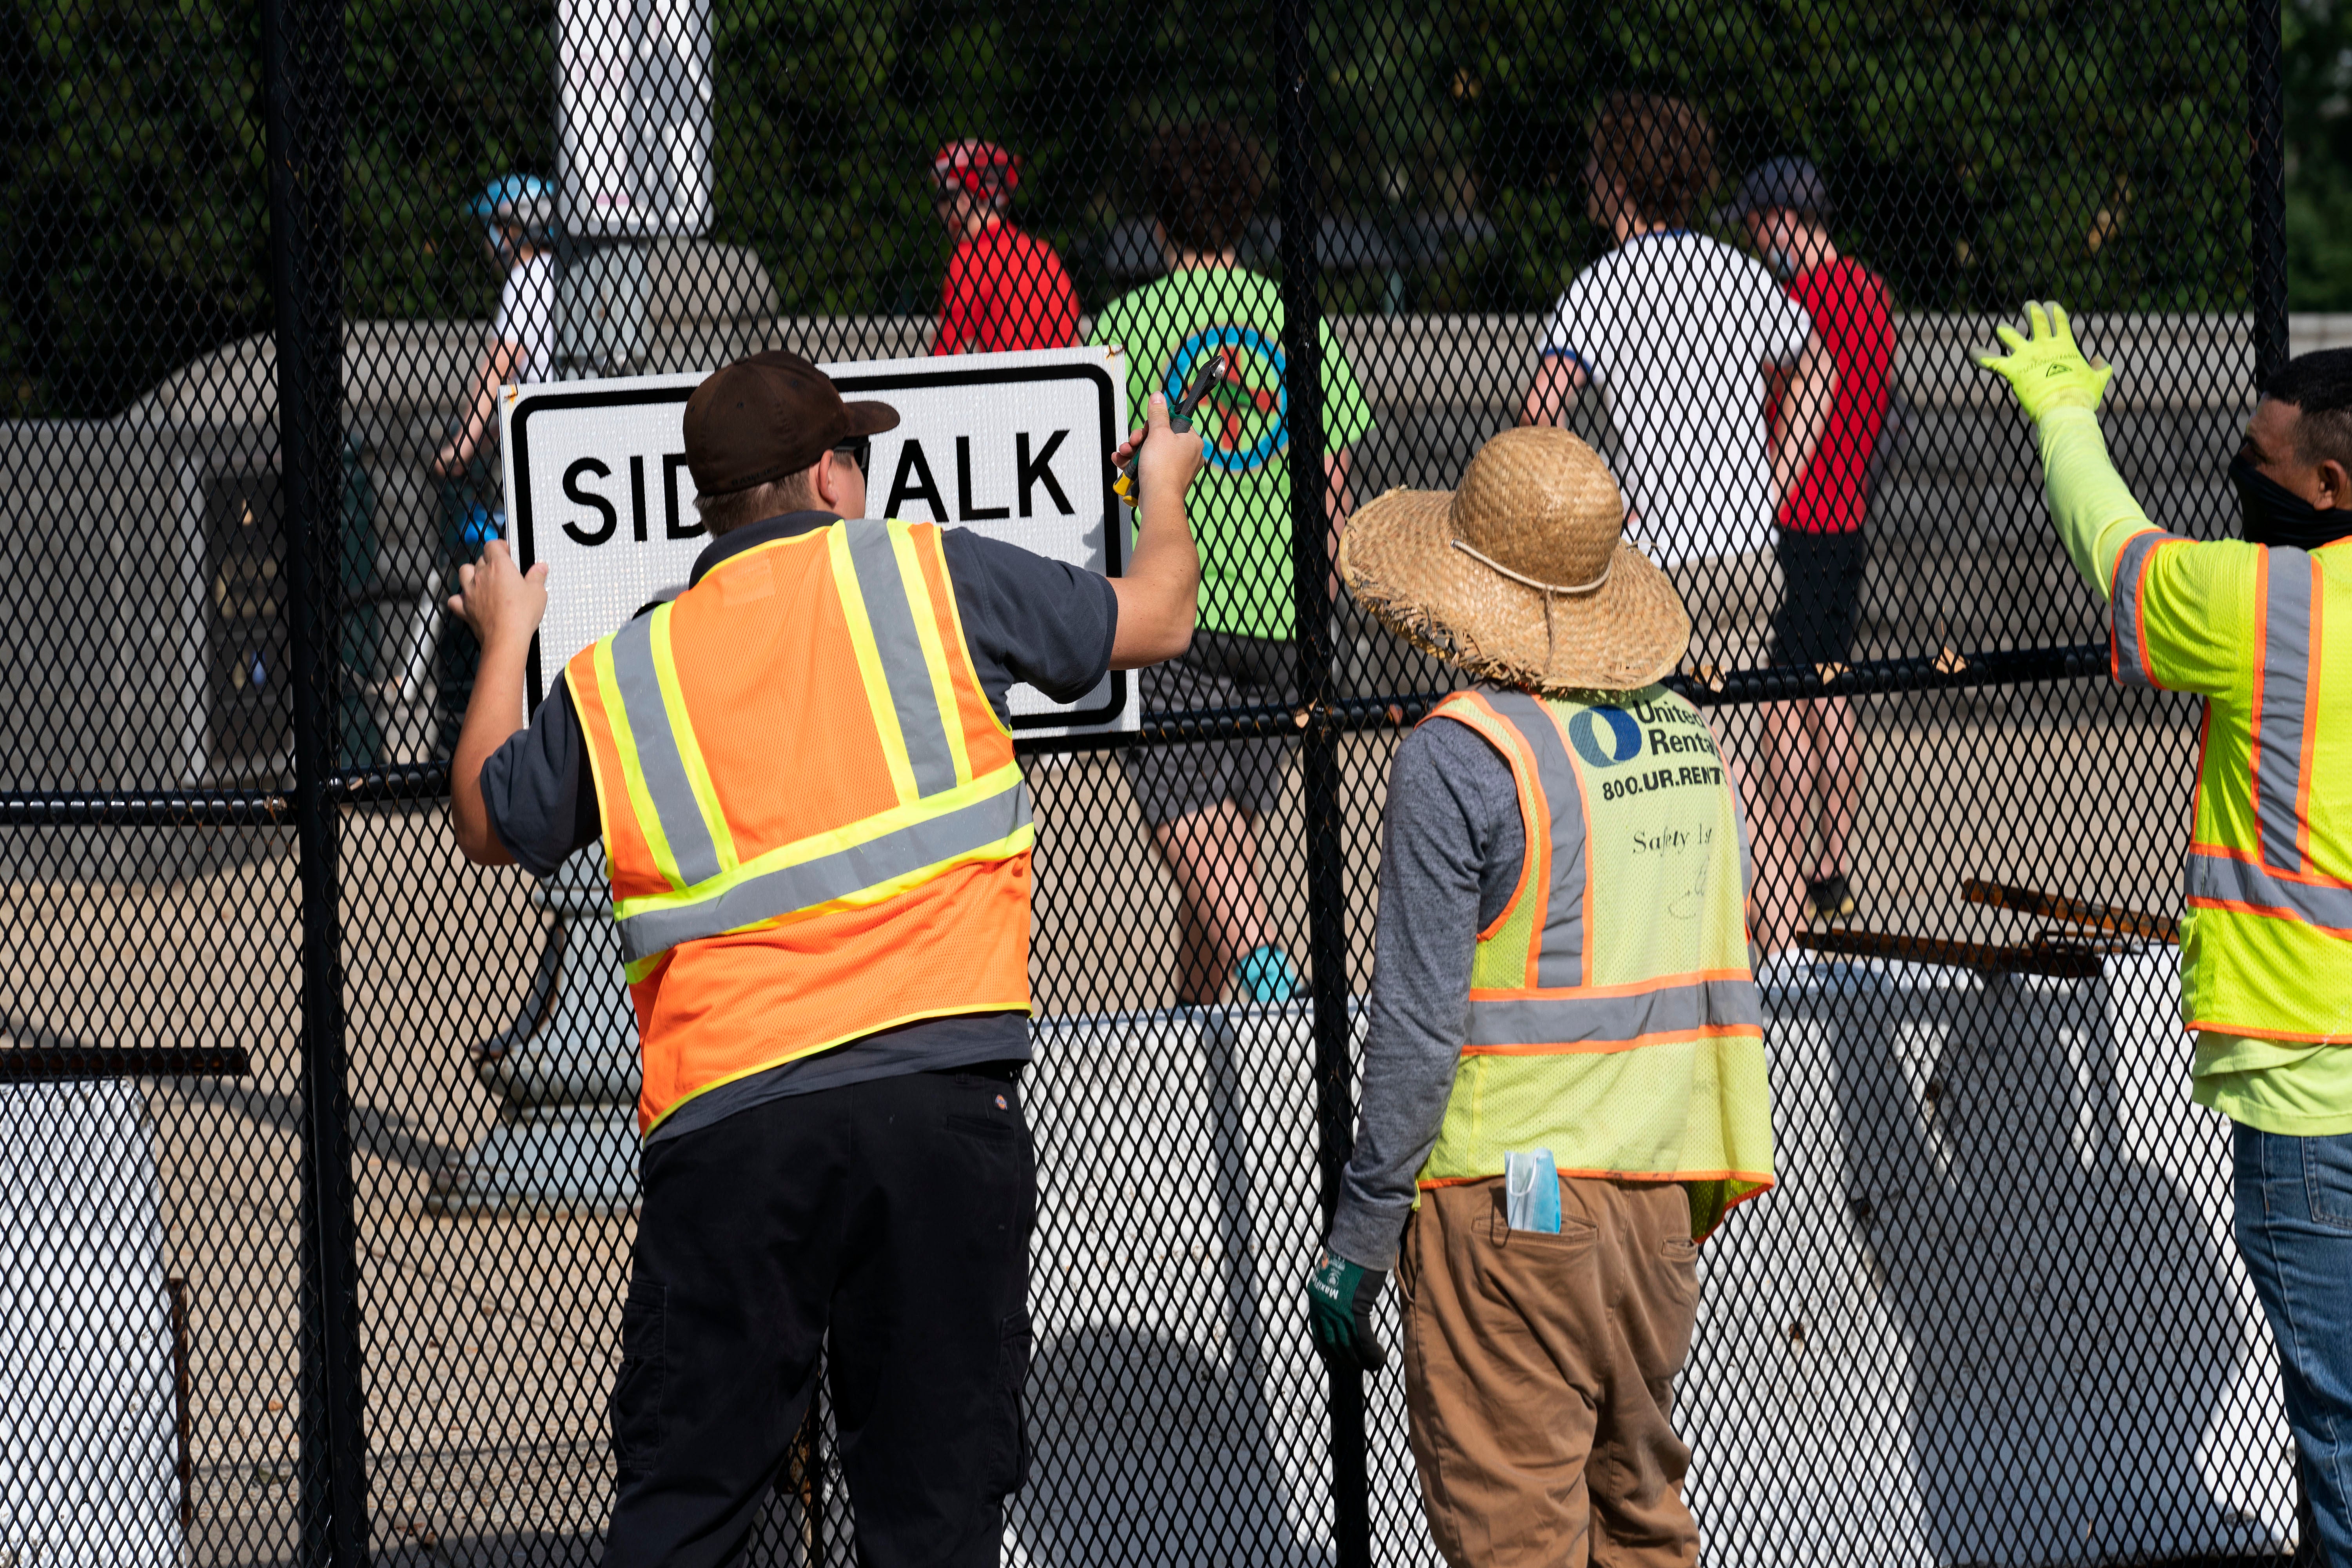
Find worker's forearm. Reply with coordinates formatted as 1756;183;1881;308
1107;494;1200;668
2037;406;2158;597
449;637;531;864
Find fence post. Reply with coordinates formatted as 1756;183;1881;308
1273;3;1372;1564
2248;0;2288;388
261;0;369;1561
2244;5;2309;1554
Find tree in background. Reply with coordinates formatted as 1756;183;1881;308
0;0;2280;417
2288;0;2352;307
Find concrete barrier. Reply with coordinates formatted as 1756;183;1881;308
0;1080;183;1566
1004;952;2293;1566
1685;949;2291;1564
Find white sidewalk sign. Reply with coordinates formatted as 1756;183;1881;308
500;346;1134;739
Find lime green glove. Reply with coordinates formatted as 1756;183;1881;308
1973;301;2112;421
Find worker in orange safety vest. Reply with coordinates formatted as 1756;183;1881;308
446;351;1206;1566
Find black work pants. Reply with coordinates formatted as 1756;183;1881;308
603;1065;1036;1568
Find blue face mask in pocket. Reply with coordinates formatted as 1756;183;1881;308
1504;1149;1562;1234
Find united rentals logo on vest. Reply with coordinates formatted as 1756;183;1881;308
568;517;1034;1135
1415;686;1774;1240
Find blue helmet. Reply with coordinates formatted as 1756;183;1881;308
470;174;555;245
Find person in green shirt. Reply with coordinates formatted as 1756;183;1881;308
1979;304;2352;1563
1089;120;1376;1005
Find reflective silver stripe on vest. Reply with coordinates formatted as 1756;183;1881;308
614;780;1032;964
2187;846;2352;934
2256;548;2317;873
1467;978;1763;1050
609;613;723;887
2109;530;2169;691
843;520;961;797
1485;690;1587;988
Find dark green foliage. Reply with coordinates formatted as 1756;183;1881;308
2288;0;2352;307
1349;0;2247;314
1;0;267;417
0;0;2264;417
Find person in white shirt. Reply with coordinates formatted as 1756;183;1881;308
1519;93;1836;685
433;174;557;478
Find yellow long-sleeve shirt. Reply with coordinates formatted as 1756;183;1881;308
2038;406;2352;1136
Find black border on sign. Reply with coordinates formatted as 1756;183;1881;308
508;381;701;706
506;363;1128;731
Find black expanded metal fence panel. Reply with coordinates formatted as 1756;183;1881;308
0;0;2298;1564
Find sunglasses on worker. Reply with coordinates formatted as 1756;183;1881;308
831;436;870;477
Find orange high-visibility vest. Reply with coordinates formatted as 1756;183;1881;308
567;518;1035;1136
1414;687;1775;1240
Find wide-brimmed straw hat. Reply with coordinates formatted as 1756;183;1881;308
1339;427;1689;693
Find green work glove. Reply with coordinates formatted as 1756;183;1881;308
1973;300;2112;421
1307;1248;1388;1374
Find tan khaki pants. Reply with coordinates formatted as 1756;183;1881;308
1401;1177;1702;1568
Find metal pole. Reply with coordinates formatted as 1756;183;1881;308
2245;9;2310;1552
2248;0;2288;389
1273;2;1370;1563
261;0;369;1561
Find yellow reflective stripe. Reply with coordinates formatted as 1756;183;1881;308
891;524;975;788
829;524;920;805
613;759;1030;927
593;634;685;891
929;522;1014;744
647;603;738;874
620;821;1034;985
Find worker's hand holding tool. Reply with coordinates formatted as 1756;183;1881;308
1307;1249;1388;1374
1110;388;1209;515
449;539;550;655
1113;350;1226;508
1973;300;2113;421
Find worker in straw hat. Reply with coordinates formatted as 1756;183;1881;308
1304;426;1777;1567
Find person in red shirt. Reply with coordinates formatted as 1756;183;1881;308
930;140;1081;355
1722;157;1895;931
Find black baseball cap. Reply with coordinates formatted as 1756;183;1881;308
682;352;900;495
1713;156;1833;225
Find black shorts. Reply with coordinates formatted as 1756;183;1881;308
1770;526;1868;666
1120;631;1299;826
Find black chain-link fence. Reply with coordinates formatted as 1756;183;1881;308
0;0;2304;1562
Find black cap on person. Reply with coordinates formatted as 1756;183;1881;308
1713;156;1833;225
682;352;900;495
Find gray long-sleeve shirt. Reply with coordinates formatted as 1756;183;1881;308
1327;710;1526;1271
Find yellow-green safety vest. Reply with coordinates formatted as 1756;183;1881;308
2112;533;2352;1040
1415;686;1776;1240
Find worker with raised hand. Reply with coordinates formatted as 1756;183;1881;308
1305;427;1776;1567
443;351;1205;1567
1978;304;2352;1564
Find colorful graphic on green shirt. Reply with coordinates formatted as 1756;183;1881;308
1089;268;1374;640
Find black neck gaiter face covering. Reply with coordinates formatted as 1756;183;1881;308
2230;456;2352;549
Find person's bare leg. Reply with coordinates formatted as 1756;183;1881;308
1809;695;1861;880
1716;709;1806;958
1152;802;1269;1004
